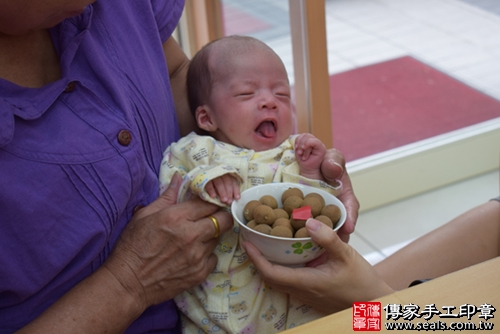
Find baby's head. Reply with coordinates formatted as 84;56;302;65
187;35;294;152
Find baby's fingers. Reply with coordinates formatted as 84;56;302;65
205;181;218;199
211;177;230;203
230;176;241;201
301;146;314;160
294;134;309;151
212;174;240;204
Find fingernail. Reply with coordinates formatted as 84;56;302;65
133;205;145;215
306;218;322;231
333;161;344;172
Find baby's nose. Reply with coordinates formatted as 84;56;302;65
258;93;277;110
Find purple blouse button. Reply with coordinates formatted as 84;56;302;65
117;130;132;146
64;81;77;93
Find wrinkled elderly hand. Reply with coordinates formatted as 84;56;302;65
244;219;394;314
320;148;359;242
103;173;233;309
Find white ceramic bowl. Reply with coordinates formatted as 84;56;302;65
231;182;346;267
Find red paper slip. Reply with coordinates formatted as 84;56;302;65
292;206;312;220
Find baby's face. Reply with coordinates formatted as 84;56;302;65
206;48;294;152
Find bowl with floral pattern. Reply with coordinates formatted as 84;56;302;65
231;182;346;267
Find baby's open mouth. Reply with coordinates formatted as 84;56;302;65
255;120;277;138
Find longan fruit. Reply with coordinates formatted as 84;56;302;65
304;192;325;208
281;187;304;203
254;224;272;235
243;200;261;221
259;195;278;209
246;220;257;229
273;208;289;220
294;227;309;238
290;217;307;231
314;215;333;229
301;196;323;217
272;218;294;234
253;205;276;225
283;196;303;215
270;226;293;238
321;204;341;224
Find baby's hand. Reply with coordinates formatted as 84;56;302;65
205;174;241;205
294;133;326;180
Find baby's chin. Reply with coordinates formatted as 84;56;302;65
246;134;288;152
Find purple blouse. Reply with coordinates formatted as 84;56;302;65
0;0;184;332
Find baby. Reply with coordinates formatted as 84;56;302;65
159;35;341;333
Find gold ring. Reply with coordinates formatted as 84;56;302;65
208;215;220;238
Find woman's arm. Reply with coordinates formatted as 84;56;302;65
16;265;144;333
163;36;198;137
245;197;500;314
375;199;500;290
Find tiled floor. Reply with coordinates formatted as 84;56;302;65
323;0;500;101
220;0;500;262
350;170;499;263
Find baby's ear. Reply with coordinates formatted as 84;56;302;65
195;105;217;132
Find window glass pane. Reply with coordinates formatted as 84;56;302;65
220;0;500;163
325;0;500;161
220;1;295;85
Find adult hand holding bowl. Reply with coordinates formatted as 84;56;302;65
231;183;346;267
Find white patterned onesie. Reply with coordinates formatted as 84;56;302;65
159;132;342;333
